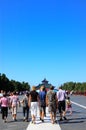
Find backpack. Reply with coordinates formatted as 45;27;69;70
23;97;28;107
48;91;56;103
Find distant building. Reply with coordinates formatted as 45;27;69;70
36;78;55;91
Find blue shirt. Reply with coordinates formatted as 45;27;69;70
39;91;46;101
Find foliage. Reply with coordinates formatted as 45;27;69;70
61;81;86;93
0;73;30;92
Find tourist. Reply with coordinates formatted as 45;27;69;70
66;96;72;115
39;86;46;122
10;91;20;121
46;86;58;124
0;93;9;123
29;86;39;124
0;90;4;113
57;86;67;121
21;92;29;122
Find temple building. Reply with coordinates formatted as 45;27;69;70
36;78;55;91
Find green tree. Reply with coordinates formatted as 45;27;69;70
0;73;31;92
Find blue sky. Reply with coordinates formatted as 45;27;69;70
0;0;86;87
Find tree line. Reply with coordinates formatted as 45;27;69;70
0;73;30;93
0;73;86;95
61;81;86;95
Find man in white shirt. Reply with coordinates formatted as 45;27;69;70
57;86;67;121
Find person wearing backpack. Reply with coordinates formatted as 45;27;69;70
46;86;58;124
21;92;29;122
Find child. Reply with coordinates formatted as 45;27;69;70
66;97;72;115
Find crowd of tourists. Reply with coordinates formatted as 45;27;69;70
0;86;72;124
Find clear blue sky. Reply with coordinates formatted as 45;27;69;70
0;0;86;87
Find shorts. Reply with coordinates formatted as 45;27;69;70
58;100;66;113
30;102;38;116
12;106;17;115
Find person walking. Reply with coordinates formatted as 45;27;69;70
29;86;39;124
66;96;72;115
39;86;46;122
0;90;4;113
21;92;29;122
46;86;58;124
10;91;20;121
57;86;67;121
0;93;9;123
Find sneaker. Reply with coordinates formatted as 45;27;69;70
40;117;42;120
33;121;36;124
51;119;54;124
41;119;44;122
14;119;17;121
59;118;63;121
13;117;14;121
23;117;26;121
44;114;46;117
5;118;7;123
31;120;33;124
25;119;28;122
64;117;67;120
54;120;57;123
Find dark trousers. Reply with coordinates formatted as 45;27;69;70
58;100;66;113
23;106;29;119
1;107;8;119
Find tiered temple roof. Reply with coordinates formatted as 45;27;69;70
36;78;55;91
